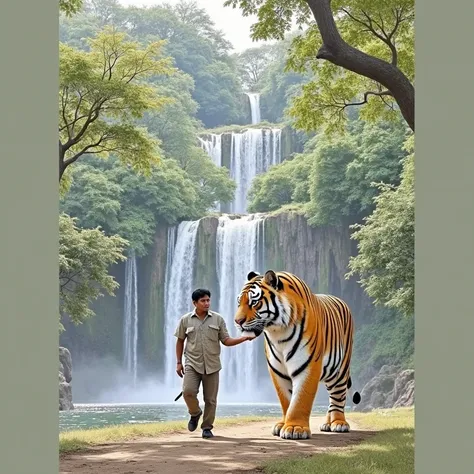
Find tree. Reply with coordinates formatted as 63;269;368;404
60;154;236;256
60;0;84;17
224;0;414;133
247;153;312;212
257;35;310;123
59;213;128;330
59;26;175;181
237;45;276;90
346;135;414;316
247;117;407;224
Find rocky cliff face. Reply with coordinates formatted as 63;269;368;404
59;346;74;411
263;212;373;320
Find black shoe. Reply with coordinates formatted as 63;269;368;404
202;429;214;439
188;413;201;432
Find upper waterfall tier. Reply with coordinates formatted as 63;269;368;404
245;92;261;125
198;127;282;214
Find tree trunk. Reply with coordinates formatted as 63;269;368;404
306;0;415;131
59;141;65;181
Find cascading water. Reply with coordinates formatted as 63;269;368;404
162;215;267;401
199;128;282;214
216;214;266;399
197;134;222;167
246;92;261;124
163;220;200;391
230;128;282;213
123;250;138;385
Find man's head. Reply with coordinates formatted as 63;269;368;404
192;288;211;313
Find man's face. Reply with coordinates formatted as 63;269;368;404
194;295;210;313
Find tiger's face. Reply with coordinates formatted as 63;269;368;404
234;270;290;337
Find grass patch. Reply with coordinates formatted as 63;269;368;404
261;408;414;474
59;415;274;455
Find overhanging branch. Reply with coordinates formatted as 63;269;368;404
306;0;414;131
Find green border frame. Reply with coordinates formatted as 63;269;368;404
415;0;474;472
1;1;59;473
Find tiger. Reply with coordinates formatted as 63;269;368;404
234;269;361;440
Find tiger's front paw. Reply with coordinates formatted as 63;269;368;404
279;422;311;440
271;421;285;436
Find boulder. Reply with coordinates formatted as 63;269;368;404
59;346;74;411
356;365;414;411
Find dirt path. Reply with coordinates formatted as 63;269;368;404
60;416;375;474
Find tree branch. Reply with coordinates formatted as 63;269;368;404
342;8;399;67
305;0;414;131
62;134;111;168
344;89;393;108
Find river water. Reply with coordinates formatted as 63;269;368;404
59;402;330;432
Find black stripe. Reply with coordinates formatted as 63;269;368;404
291;341;317;378
264;332;281;363
267;359;291;381
329;395;346;403
327;361;350;391
280;275;304;299
269;292;280;321
278;323;297;343
286;311;306;362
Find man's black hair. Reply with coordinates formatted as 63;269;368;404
192;288;211;302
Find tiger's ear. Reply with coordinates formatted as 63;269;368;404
264;270;279;289
247;271;260;280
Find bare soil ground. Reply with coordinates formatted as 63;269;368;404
60;416;376;474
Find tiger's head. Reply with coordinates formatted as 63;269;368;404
234;270;292;337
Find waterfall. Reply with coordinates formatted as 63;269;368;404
123;251;138;385
163;220;200;390
162;215;267;401
246;92;261;125
216;214;266;398
197;134;222;167
198;126;282;214
229;128;282;213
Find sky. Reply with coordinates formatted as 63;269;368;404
118;0;268;52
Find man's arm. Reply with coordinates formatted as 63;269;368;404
174;317;186;378
176;337;185;377
222;335;254;346
218;316;255;347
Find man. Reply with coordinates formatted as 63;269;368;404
174;288;254;439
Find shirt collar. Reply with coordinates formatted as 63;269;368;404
191;310;212;319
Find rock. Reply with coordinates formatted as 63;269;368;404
356;365;415;411
59;346;74;411
59;346;72;383
59;381;74;411
393;375;415;408
392;369;414;402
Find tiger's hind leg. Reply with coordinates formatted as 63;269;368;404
320;374;351;433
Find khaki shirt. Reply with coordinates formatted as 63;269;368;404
174;310;230;375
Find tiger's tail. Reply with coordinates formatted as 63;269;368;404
347;376;361;405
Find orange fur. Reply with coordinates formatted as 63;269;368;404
234;270;360;439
